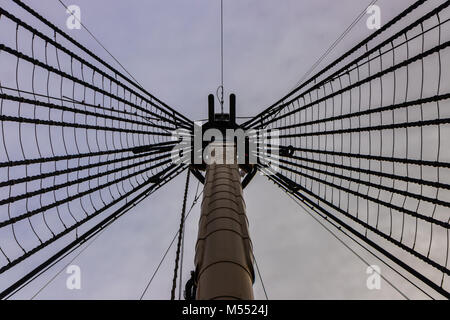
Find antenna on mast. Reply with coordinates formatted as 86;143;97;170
217;0;225;114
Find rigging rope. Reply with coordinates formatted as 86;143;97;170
249;0;450;298
178;180;200;299
31;228;106;300
140;187;203;300
1;165;186;299
292;0;378;90
0;0;193;295
275;178;411;299
252;252;269;300
171;170;191;300
242;0;428;129
56;0;145;91
25;170;180;300
281;186;434;299
171;170;190;300
216;0;225;113
2;0;450;300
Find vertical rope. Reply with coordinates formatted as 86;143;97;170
218;0;224;113
178;181;199;299
171;170;190;300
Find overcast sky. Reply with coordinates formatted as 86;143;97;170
1;0;443;299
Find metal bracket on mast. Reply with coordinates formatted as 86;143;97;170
189;93;256;189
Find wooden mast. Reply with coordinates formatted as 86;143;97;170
193;95;255;300
194;160;255;300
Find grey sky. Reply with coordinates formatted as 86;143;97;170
1;0;445;299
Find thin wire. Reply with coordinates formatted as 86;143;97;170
31;228;106;299
292;0;378;90
140;190;203;300
56;0;145;90
252;252;269;300
219;0;224;113
221;0;223;90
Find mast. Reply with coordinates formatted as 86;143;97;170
195;162;254;299
191;95;255;300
